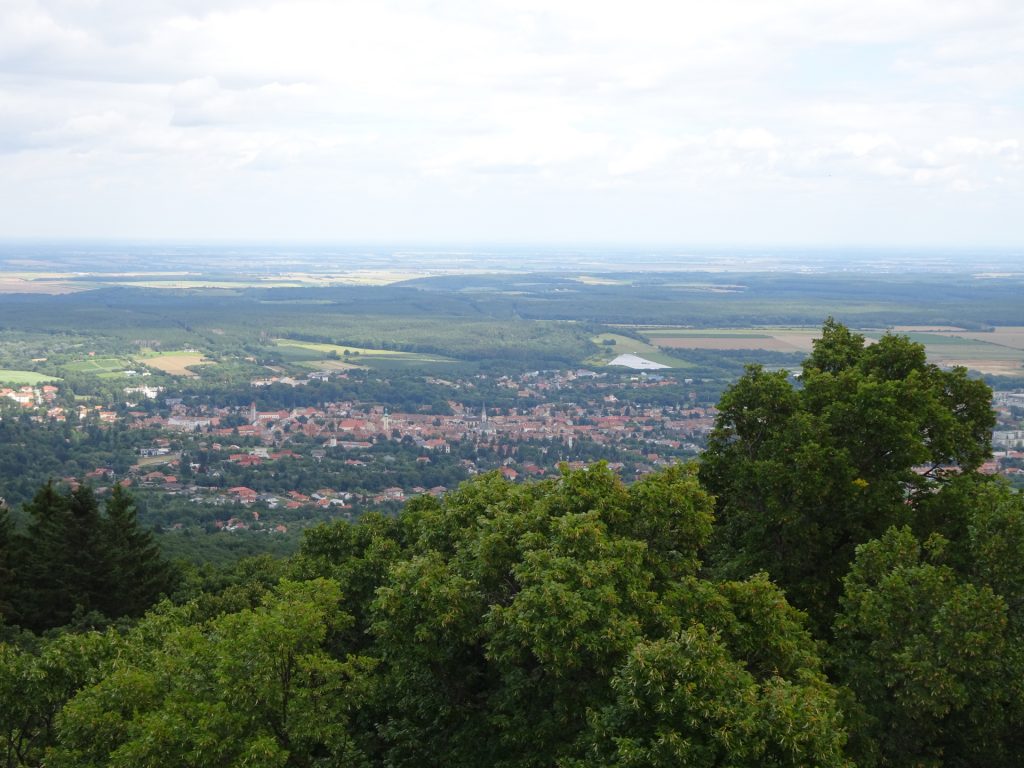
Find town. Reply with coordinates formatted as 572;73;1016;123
4;363;1023;544
2;367;717;537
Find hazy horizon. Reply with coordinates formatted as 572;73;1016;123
1;239;1021;275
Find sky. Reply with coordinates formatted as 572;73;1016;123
0;0;1022;247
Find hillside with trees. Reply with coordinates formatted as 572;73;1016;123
1;321;1022;767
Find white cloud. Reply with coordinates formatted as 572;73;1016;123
0;0;1021;244
837;133;896;157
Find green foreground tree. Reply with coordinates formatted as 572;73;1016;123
298;464;850;767
832;478;1024;767
41;465;849;767
0;629;113;768
51;580;373;768
700;319;994;631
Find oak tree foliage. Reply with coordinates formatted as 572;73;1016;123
700;319;995;630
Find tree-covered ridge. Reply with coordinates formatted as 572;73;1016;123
3;468;1024;766
1;465;850;767
2;320;1023;767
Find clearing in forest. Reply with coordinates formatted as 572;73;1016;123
274;339;454;367
63;357;135;376
587;333;692;368
138;351;216;376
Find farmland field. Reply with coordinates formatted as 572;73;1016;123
275;339;455;366
932;327;1024;350
587;334;693;369
572;276;631;286
651;336;807;351
296;359;364;371
633;327;821;353
63;357;135;374
891;325;967;332
621;325;1024;376
0;274;92;294
0;369;61;385
97;270;428;289
890;330;1024;375
138;351;215;376
119;280;299;290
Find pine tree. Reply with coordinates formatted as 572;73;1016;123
16;481;175;632
64;483;112;617
17;480;74;631
0;504;16;623
101;483;175;617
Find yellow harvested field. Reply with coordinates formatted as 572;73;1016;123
934;327;1024;350
767;332;821;352
633;326;824;353
123;280;300;289
141;353;214;376
324;271;425;285
933;360;1022;375
0;276;86;294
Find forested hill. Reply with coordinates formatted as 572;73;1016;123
3;322;1024;767
4;269;1024;330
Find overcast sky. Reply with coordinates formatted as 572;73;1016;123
1;0;1022;247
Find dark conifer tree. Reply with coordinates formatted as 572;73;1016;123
0;503;16;623
64;483;112;617
100;483;175;617
15;481;174;631
17;480;74;631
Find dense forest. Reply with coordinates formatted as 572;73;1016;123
2;322;1023;766
5;270;1024;364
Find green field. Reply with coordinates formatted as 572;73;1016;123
587;334;694;368
62;357;135;374
0;369;61;385
275;339;455;367
297;359;363;371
